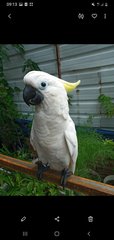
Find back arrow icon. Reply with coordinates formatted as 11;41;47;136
8;13;11;19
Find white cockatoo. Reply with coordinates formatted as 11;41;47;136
23;71;80;187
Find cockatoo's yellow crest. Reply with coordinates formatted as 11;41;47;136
59;79;81;92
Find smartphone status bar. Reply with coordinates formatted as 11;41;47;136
5;2;34;7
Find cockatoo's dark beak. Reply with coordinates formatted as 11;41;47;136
23;85;44;106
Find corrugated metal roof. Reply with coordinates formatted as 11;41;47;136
3;44;114;131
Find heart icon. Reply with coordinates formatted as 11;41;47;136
91;13;98;19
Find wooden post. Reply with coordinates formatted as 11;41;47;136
0;153;114;196
55;44;61;78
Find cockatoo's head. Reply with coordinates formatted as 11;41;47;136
23;71;80;106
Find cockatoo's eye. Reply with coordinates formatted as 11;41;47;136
40;81;47;90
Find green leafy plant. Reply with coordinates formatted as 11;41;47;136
0;45;24;150
0;45;42;151
12;44;25;55
0;169;79;196
22;59;41;74
98;94;114;118
104;139;114;146
86;114;94;127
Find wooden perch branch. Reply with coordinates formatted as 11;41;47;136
0;153;114;196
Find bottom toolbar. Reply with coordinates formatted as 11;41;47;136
0;197;113;239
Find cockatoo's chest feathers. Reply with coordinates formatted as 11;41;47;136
36;94;69;119
33;92;69;140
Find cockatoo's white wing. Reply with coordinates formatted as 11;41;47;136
30;125;36;152
64;118;78;174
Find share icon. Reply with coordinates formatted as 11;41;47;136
54;216;60;222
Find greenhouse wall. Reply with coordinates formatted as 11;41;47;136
4;44;114;131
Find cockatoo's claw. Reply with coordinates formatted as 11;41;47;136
60;168;72;189
37;161;50;180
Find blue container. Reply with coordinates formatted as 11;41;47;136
96;128;114;141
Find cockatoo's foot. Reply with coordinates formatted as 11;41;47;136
37;161;50;180
60;168;73;189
